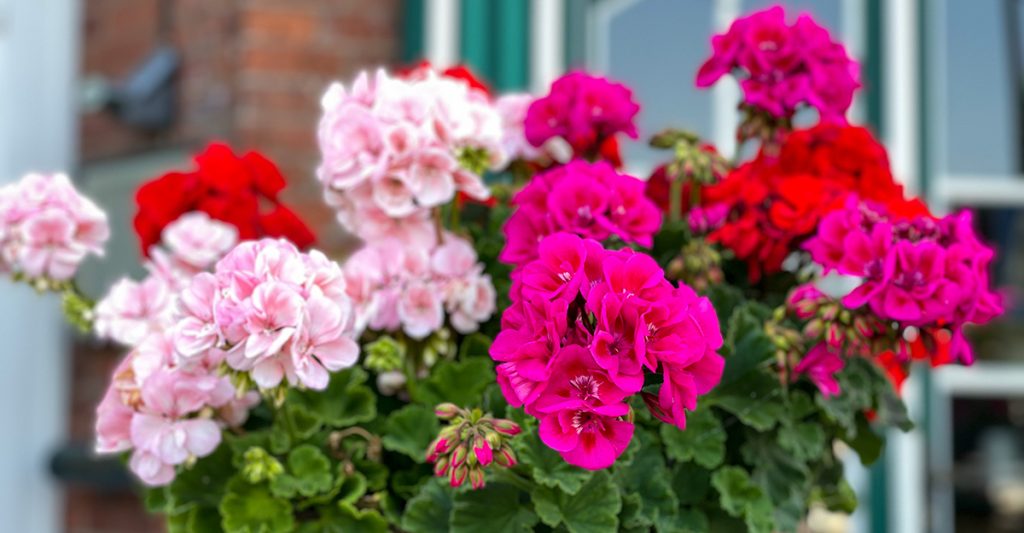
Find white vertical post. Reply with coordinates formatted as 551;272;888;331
885;0;920;195
425;0;459;68
842;0;866;123
0;0;80;531
711;0;741;159
888;369;927;533
530;0;564;93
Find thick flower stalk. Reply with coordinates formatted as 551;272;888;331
490;233;723;469
524;71;639;160
696;5;860;127
500;160;662;267
426;403;521;489
0;172;109;283
317;68;506;247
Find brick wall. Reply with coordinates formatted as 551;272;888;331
69;1;403;531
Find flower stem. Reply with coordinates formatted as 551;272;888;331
669;177;683;224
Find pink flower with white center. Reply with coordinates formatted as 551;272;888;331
289;290;360;390
166;238;361;390
243;281;305;362
159;212;238;271
94;275;176;346
316;68;505;243
95;333;253;487
0;172;109;281
398;281;444;339
496;93;545;161
447;273;497;334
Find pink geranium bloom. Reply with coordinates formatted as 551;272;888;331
94;275;176;346
794;343;845;397
398;281;444;339
538;402;634;470
519;232;590;303
532;345;629;414
290;291;359;389
160;212;237;271
243;281;305;361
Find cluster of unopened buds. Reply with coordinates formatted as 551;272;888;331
667;238;724;293
426;403;521;489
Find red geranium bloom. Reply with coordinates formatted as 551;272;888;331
398;60;492;97
697;123;924;281
133;143;316;255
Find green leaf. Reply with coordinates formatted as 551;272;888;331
618;493;653;531
292;367;376;428
671;462;711;506
843;413;884;465
451;482;539;533
269;445;333;499
741;434;811;531
778;421;827;462
676;508;709;533
615;429;679;531
381;404;440;462
458;333;492;359
706;284;744;323
167;445;236;513
816;357;876;434
513;426;593;495
711;467;773;533
167;506;223;533
219;477;294;533
414;358;495;408
531;471;622;533
296;503;388;533
402;478;454;533
709;370;786;431
660;407;726;468
720;302;775;387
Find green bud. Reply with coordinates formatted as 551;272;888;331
363;336;405;372
434;403;461;420
433;456;451;477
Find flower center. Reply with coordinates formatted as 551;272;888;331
569;374;601;402
571;410;605;434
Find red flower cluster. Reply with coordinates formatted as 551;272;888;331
399;60;492;96
703;124;929;281
133;143;316;255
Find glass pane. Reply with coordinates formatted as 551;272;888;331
595;0;715;174
939;0;1019;175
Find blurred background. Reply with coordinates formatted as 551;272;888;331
0;0;1022;531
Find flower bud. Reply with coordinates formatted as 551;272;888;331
434;456;451;477
469;467;486;490
495;446;517;468
435;403;461;420
492;418;521;436
451;444;468;467
473;436;493;467
449;463;469;488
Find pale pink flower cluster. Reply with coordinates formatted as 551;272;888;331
343;234;496;339
95;330;258;486
0;172;109;281
317;69;505;245
495;93;545;162
94;212;239;345
173;239;360;390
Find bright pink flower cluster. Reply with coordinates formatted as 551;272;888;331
500;160;662;267
171;239;360;390
343;234;496;339
317;69;505;246
524;72;639;158
490;233;723;469
806;201;1003;364
95;330;258;486
0;172;109;281
696;5;860;123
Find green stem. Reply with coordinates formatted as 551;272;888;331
669;177;683;224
